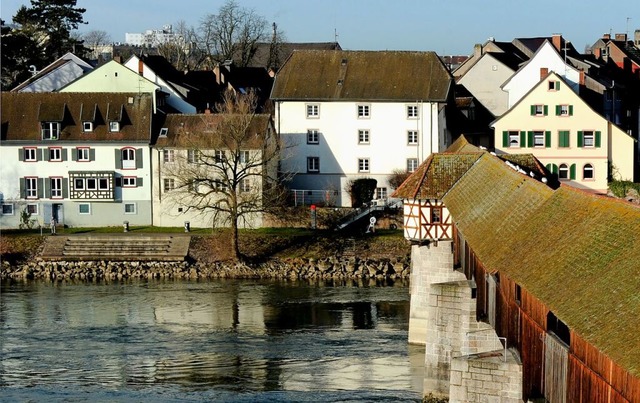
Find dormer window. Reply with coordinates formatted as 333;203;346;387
83;122;94;132
41;122;60;140
109;121;120;132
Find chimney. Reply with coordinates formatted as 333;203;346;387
603;33;611;40
138;59;144;76
540;67;549;80
615;33;627;42
552;34;562;51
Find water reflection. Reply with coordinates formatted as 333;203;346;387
1;279;423;401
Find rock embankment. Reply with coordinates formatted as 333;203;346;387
1;256;410;282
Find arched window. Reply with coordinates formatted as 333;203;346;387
583;163;594;180
558;163;569;180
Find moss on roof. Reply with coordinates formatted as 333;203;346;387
271;50;452;101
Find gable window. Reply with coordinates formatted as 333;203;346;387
187;149;200;164
239;150;250;164
358;158;370;173
109;121;120;132
407;130;418;145
548;80;560;91
25;177;38;199
41;122;60;140
78;203;91;215
531;104;548;116
48;147;62;161
307;157;319;173
431;207;442;223
307;129;319;144
163;149;175;163
556;105;573;116
407;105;418;118
83;122;93;132
558;163;569;180
24;147;37;162
163;178;175;192
122;177;137;187
583;163;594;180
121;148;136;169
558;130;570;148
2;204;14;215
306;104;319;118
76;147;90;161
358;129;370;144
50;177;62;198
407;158;419;172
357;104;370;118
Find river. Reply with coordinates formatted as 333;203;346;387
0;278;425;402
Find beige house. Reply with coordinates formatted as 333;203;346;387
492;71;635;193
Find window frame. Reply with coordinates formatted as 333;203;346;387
357;104;370;118
358;158;370;173
358;129;370;144
307;129;319;144
307;156;320;173
306;104;319;118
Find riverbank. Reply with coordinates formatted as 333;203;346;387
1;228;412;282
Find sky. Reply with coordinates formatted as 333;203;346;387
1;0;639;56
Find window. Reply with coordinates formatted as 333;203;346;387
407;158;419;172
83;122;93;132
307;129;319;144
122;177;137;187
26;204;38;215
558;130;570;148
407;105;418;118
163;149;175;163
25;177;38;198
50;177;62;198
41;122;60;140
583;164;594;180
49;147;62;161
533;131;545;147
24;147;37;161
556;105;573;116
2;204;14;215
307;157;319;173
531;104;547;116
375;187;387;200
76;147;90;161
239;178;251;193
124;203;137;214
163;178;175;192
357;104;370;118
109;121;120;132
239;150;250;164
306;104;319;118
78;203;91;214
582;131;595;147
187;149;200;164
358;158;370;173
358;129;370;144
558;163;569;180
431;207;442;223
122;148;135;169
548;80;560;91
508;131;520;147
407;130;418;145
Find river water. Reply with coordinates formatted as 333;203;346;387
0;279;425;402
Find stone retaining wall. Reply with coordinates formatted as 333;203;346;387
1;256;410;282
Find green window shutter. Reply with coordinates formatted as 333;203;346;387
20;178;25;199
530;105;536;116
502;131;509;147
570;164;576;180
555;105;561;116
115;149;122;169
545;131;551;148
577;131;583;147
544;105;548;116
89;148;96;161
595;131;601;148
137;177;143;187
527;131;534;147
62;149;68;161
569;105;573;116
520;131;526;146
18;149;24;161
135;148;143;169
62;178;69;198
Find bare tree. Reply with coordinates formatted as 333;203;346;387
199;0;267;66
162;90;287;261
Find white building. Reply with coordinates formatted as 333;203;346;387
271;50;453;207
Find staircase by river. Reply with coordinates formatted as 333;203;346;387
41;234;191;262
